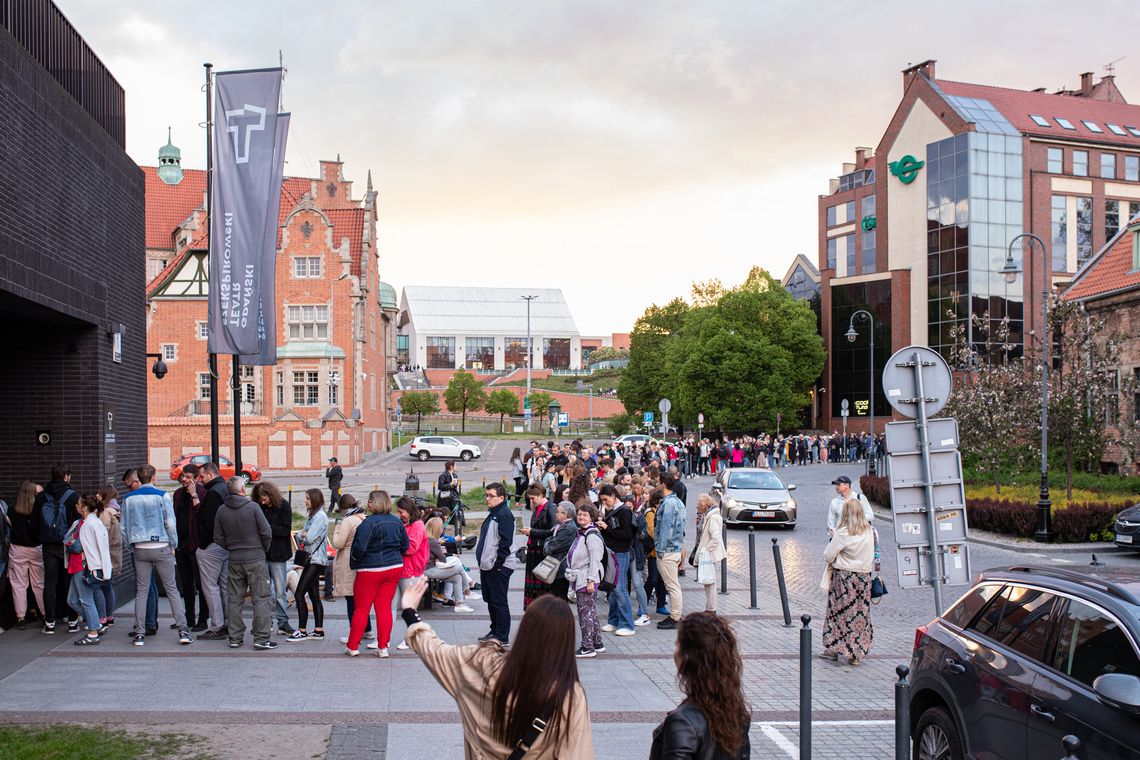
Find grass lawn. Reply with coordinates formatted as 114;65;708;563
0;725;207;760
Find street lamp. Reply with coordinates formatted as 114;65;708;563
846;310;876;475
1002;232;1053;542
521;295;538;430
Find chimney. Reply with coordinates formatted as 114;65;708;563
1032;87;1046;93
902;59;937;89
855;148;868;169
842;162;855;175
1080;72;1094;97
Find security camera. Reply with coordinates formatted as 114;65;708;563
152;358;168;380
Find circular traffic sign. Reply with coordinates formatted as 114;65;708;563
658;398;672;414
881;345;953;418
841;398;849;411
697;412;704;425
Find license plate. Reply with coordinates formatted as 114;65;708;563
1118;534;1133;544
753;511;775;518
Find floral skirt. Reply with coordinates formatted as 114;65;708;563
822;569;873;659
523;543;550;609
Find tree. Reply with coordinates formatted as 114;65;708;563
526;391;555;422
400;391;440;434
485;388;520;433
606;412;638;437
617;298;689;414
444;370;488;433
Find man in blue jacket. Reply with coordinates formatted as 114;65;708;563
474;482;516;645
121;464;192;646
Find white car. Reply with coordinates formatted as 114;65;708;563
612;434;658;448
409;436;482;462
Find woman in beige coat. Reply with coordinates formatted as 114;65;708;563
694;493;727;612
399;577;594;759
332;495;375;646
820;498;875;665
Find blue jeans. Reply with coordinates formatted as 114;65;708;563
267;561;292;631
68;573;100;632
93;576;115;621
606;550;635;630
632;561;649;617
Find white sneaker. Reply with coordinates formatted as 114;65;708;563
366;641;379;650
601;624;616;633
375;647;389;658
396;640;409;650
363;630;376;640
344;648;359;657
634;615;651;627
339;636;350;644
454;604;476;613
615;628;635;637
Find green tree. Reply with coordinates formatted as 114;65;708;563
526;391;556;422
617;298;689;414
444;370;488;433
606;412;638;437
399;391;440;434
485;388;520;433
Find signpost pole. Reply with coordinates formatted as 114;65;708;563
911;351;945;616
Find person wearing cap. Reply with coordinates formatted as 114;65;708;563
826;475;872;537
325;458;343;512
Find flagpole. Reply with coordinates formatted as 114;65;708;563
205;62;220;466
233;355;243;475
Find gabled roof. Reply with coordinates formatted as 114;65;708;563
1064;223;1140;302
143;167;207;250
325;208;366;276
934;79;1140;148
400;286;579;336
782;254;820;287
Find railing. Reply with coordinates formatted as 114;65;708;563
183;399;264;416
549;369;591;376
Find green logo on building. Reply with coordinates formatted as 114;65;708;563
861;216;877;231
888;154;925;184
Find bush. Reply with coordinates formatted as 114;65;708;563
965;497;1120;543
860;475;890;508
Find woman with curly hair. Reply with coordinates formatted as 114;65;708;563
650;611;751;759
567;473;593;509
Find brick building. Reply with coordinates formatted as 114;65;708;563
1063;218;1140;475
145;153;395;471
819;60;1140;433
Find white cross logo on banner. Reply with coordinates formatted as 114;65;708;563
224;104;267;164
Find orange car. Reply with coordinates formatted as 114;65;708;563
169;454;261;484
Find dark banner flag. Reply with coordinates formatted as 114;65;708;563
248;112;290;365
208;68;284;357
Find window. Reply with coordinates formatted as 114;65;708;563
826;237;838;270
464;337;495;370
826;205;837;227
862;227;877;274
276;371;283;406
286;305;329;340
1052;196;1067;271
293;257;322;278
542;338;570;370
845;232;856;274
861;194;875;220
161;343;177;362
196;321;209;340
844;200;855;223
1030;114;1050;127
1135;368;1140;422
1052;600;1140;687
197;372;212;400
970;585;1057;662
943;584;1002;630
1128;126;1140;137
504;337;529;369
1101;153;1116;179
1108;123;1128;136
1103;370;1120;425
1047;147;1063;173
1126;156;1139;182
1106;200;1120;240
1077;197;1093;265
426;336;455;368
1056;117;1076;130
292;371;319;406
1082;120;1104;133
328;371;339;406
1073;150;1088;176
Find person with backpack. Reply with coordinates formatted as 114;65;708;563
596;484;635;637
567;504;605;657
642;489;668;616
38;464;80;634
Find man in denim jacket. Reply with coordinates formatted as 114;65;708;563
654;472;686;630
121;464;191;646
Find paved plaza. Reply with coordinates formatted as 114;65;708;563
3;454;1137;758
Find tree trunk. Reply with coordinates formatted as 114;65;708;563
1066;439;1073;500
461;406;467;433
500;413;505;434
416;414;422;434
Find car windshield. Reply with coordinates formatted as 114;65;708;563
727;471;784;490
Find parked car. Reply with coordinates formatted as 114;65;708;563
710;467;797;528
908;565;1140;760
169;454;261;484
408;436;481;462
1114;503;1140;551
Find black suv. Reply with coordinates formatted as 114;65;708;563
908;566;1140;759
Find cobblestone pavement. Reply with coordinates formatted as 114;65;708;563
3;461;1137;759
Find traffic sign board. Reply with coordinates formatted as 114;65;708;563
557;412;569;428
882;346;952;418
841;398;849;411
658;398;672;414
697;412;704;425
643;411;654;424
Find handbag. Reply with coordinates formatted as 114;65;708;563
870;574;888;603
533;554;562;584
696;548;716;585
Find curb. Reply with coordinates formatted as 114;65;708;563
870;506;1134;556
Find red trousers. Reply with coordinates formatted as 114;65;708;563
348;567;402;650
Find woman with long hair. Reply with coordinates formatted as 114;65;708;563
567;474;592;508
252;480;295;636
68;494;113;647
423;516;474;612
509;447;526;506
285;489;329;641
331;493;374;646
399;577;593;757
94;484;122;627
394;496;428;651
650;611;751;758
345;491;407;658
7;481;45;628
821;498;875;665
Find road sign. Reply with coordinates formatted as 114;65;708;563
881;346;952;418
658;398;671;414
557;412;569;428
697;412;704;425
643;411;654;424
896;543;971;589
840;398;849;411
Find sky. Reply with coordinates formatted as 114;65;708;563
58;0;1140;336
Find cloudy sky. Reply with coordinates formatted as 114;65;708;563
59;0;1140;335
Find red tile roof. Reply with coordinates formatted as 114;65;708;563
143;167;207;250
325;209;367;275
935;79;1140;147
1064;225;1140;301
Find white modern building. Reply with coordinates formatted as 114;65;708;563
397;286;584;371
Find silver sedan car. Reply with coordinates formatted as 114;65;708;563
711;467;797;529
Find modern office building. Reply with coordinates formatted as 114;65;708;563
819;60;1140;432
397;286;584;371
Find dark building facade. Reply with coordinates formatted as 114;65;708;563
0;6;145;506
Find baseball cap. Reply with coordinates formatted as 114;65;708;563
831;475;852;485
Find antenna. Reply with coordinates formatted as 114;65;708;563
1104;56;1125;75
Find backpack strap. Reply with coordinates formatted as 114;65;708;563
507;712;553;760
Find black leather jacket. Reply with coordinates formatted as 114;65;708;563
649;703;750;760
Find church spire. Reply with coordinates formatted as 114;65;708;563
157;127;183;185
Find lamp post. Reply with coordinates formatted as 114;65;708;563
845;309;876;475
1002;232;1053;542
522;295;538;431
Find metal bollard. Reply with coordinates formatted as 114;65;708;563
895;664;910;760
1060;736;1081;760
748;527;758;609
773;538;794;627
288;486;293;508
719;520;728;595
482;476;486;489
799;614;812;760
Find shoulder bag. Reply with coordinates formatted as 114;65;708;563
292;532;312;567
507;710;554;760
533;554;562;584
